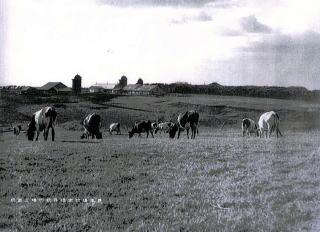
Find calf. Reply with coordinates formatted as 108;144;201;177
241;118;258;137
13;125;22;136
129;120;154;138
81;113;102;139
258;111;283;138
109;123;121;135
155;122;174;134
27;107;57;141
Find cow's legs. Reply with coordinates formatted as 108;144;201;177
35;130;40;141
277;127;283;137
186;128;189;139
44;127;49;141
150;131;154;138
177;129;181;139
51;127;55;141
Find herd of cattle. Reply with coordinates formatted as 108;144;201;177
14;106;282;141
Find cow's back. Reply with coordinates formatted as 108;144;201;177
258;111;276;129
34;109;46;131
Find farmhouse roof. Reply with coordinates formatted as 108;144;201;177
123;84;140;91
39;82;67;90
20;86;38;91
89;83;116;90
136;84;159;92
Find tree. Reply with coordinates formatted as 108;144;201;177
116;75;127;88
136;78;143;85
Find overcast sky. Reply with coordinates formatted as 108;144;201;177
1;0;320;89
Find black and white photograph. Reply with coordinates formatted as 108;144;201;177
0;0;320;231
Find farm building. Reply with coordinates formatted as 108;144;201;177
72;74;82;94
122;84;164;96
89;83;117;93
38;82;72;94
122;84;140;95
19;86;40;95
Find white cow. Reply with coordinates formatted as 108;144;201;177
27;107;57;141
258;111;283;138
109;123;121;135
154;122;174;134
241;118;258;137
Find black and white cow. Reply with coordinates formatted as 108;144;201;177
109;123;121;135
241;118;258;137
169;110;199;139
129;120;154;138
155;122;174;134
27;107;57;141
81;113;102;139
258;111;283;138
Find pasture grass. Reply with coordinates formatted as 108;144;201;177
0;128;319;231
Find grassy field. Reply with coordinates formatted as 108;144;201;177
0;128;319;231
0;93;320;231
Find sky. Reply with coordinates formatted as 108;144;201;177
1;0;320;89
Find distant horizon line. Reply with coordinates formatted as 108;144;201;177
1;81;319;91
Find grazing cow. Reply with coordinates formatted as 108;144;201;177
241;118;258;137
169;110;199;139
27;107;57;141
13;125;22;136
81;113;102;139
258;111;283;138
155;122;174;134
129;120;154;138
109;123;121;135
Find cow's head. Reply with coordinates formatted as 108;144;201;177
128;130;134;138
128;126;137;138
96;132;102;139
151;122;157;129
27;115;36;141
169;123;179;139
45;107;57;121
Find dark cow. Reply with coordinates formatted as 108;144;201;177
81;113;102;139
27;107;57;141
129;120;154;138
242;118;258;137
169;110;199;139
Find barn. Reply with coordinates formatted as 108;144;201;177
121;84;164;96
38;82;72;94
89;83;117;93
